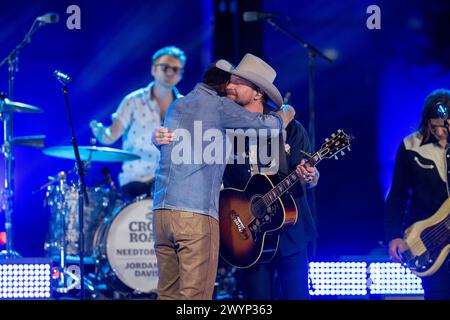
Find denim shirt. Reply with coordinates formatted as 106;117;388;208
153;83;283;220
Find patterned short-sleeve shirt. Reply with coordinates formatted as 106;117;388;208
114;82;181;186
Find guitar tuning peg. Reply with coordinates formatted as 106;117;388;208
331;134;336;138
347;147;351;151
340;151;345;156
334;155;338;160
325;138;329;142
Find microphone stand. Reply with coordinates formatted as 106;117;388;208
57;80;90;300
0;18;49;259
265;18;333;256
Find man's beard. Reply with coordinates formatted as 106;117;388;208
226;92;237;101
226;89;238;102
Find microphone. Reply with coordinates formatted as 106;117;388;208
436;102;448;120
243;11;283;22
53;70;72;84
36;13;59;24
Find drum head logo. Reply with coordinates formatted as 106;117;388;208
104;199;158;293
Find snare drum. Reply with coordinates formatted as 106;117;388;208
93;197;158;295
44;183;111;257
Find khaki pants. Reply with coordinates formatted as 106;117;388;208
153;209;219;300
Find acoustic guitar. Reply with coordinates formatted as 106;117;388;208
219;129;352;268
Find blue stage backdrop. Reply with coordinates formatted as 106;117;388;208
0;0;448;262
0;0;212;257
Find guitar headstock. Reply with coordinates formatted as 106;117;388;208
317;129;353;161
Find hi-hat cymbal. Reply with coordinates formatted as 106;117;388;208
0;98;43;113
12;135;46;148
42;146;141;162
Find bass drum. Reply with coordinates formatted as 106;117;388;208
93;197;158;295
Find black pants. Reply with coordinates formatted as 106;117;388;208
238;248;309;300
121;180;154;202
421;258;450;300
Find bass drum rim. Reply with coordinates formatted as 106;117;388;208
93;196;157;295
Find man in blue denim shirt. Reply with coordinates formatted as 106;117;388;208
153;54;284;299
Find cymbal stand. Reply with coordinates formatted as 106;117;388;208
0;17;49;259
51;172;72;293
49;171;95;296
0;94;19;258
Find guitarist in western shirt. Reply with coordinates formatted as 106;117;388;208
384;88;450;300
221;95;319;300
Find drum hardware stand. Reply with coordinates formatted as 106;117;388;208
48;172;79;295
0;93;19;259
100;166;121;217
33;168;77;195
39;169;98;298
0;17;54;259
55;71;90;300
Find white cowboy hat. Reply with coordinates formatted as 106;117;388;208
215;53;283;108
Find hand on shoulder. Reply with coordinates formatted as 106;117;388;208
278;104;296;128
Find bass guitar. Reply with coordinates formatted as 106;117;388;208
401;197;450;277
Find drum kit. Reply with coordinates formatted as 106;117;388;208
39;146;160;299
0;16;158;300
0;96;159;299
0;96;44;257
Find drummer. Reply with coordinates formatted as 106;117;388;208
90;46;186;201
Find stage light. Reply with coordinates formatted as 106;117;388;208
368;262;423;295
0;232;6;246
308;261;368;296
0;258;52;300
308;261;424;298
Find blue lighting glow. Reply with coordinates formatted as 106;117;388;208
308;262;368;296
368;262;424;295
308;261;424;297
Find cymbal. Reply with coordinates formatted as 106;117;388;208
12;135;46;148
0;98;43;113
42;146;141;162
